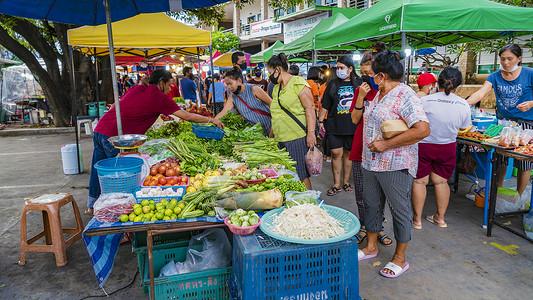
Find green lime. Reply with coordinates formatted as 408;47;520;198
141;200;149;207
164;209;173;217
120;215;129;222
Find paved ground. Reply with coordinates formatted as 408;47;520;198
0;133;532;299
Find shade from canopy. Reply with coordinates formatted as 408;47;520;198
315;0;533;50
68;13;210;57
0;0;231;26
275;12;360;56
250;40;284;63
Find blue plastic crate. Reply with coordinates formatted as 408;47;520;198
232;230;360;300
134;186;186;202
192;125;225;140
95;157;144;194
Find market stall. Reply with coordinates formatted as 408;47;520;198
250;40;284;64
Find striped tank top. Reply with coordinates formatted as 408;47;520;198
232;83;272;136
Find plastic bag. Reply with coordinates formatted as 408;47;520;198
511;127;522;147
524;211;533;239
93;193;136;222
159;260;179;277
277;169;300;181
216;189;283;210
285;190;321;208
125;154;150;184
305;146;323;176
498;127;514;147
519;129;533;146
139;138;170;156
177;229;232;274
495;187;521;214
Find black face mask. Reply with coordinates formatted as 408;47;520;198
234;85;242;95
239;62;247;71
269;71;280;84
361;75;371;85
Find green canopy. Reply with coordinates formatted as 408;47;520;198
250;40;284;63
274;13;359;56
315;0;533;50
289;58;309;63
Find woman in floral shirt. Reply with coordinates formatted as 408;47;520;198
351;50;429;278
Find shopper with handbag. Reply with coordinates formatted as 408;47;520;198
267;53;317;189
411;67;471;229
353;50;429;278
215;67;272;137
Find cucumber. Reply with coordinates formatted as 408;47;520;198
183;191;202;202
182;210;205;218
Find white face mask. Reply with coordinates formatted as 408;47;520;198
336;69;349;80
501;63;519;73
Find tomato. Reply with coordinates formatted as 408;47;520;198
157;165;167;174
143;179;151;186
150;167;158;176
158;177;167;185
168;177;177;185
149;178;158;186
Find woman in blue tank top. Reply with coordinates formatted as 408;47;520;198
215;68;273;136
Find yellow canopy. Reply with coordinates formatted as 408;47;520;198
67;13;211;57
213;51;250;67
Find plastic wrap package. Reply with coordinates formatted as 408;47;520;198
305;146;323;176
93;193;136;222
216;189;283;210
277;169;300;181
1;65;41;116
511;127;522;147
519;129;533;146
499;127;515;147
524;211;533;239
139;139;170;157
285;190;321;208
495;187;521;214
176;229;232;274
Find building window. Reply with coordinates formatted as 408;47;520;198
286;7;296;14
324;0;337;6
247;16;255;24
274;8;284;18
315;0;322;5
257;14;261;21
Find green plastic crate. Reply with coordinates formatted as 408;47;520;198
141;245;232;299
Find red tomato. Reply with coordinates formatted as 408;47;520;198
158;177;167;185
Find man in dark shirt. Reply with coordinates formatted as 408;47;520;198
247;67;268;92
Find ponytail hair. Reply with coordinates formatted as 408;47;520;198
438;66;462;95
372;50;404;81
224;67;244;82
267;53;289;71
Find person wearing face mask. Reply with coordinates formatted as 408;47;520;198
352;50;430;278
86;70;224;214
268;53;317;189
349;43;393;248
180;66;198;104
319;55;362;196
468;44;533;196
412;67;471;229
232;51;248;72
215;67;272;136
248;67;268;92
416;72;437;98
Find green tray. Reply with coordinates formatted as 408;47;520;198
483;124;503;137
259;204;360;244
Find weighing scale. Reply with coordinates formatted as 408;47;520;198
108;134;148;156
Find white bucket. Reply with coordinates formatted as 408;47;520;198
61;144;83;174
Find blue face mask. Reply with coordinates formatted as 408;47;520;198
369;76;380;90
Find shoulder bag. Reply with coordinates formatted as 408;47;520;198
277;86;307;134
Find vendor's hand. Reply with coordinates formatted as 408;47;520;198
368;140;389;153
307;132;317;148
359;82;371;98
211;118;225;129
516;101;533;112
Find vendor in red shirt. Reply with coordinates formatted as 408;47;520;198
86;69;224;214
349;45;392;247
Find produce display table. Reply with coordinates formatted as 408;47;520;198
82;216;224;297
455;138;494;227
487;149;533;242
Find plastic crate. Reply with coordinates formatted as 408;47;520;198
141;245;232;299
95;157;144;194
134;186;187;202
232;230;360;300
246;169;279;185
192;125;225;140
142;176;190;188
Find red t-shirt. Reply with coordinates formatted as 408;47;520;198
168;83;181;98
95;85;180;137
348;86;378;162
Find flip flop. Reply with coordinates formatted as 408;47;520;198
326;186;341;196
380;262;410;278
377;233;393;247
413;223;422;230
426;215;447;228
84;209;93;216
355;229;367;245
343;184;354;192
358;249;377;262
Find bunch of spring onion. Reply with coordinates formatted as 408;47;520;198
233;140;296;170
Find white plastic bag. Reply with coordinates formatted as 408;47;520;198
524;211;533;239
159;260;179;277
305;146;323;176
277;169;300;181
285;190;321;208
495;188;521;214
177;229;232;274
93;193;136;222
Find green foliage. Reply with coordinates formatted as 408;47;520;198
212;30;240;53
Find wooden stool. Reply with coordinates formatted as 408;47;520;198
77;119;93;138
19;193;84;267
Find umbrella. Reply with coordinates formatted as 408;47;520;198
213;51;253;67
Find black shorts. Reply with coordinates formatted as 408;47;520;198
327;134;353;151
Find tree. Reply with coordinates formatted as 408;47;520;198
212;29;241;53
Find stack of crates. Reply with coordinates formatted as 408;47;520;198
232;230;360;300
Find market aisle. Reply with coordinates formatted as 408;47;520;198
0;133;532;299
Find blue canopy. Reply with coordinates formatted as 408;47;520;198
0;0;230;25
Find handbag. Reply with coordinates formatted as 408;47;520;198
381;119;409;139
456;146;477;175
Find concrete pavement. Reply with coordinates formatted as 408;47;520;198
0;133;532;299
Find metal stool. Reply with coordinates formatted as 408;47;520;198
77;119;93;138
19;193;84;267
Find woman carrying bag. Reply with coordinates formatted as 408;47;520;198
267;53;317;189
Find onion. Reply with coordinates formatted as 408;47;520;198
165;168;176;177
157;165;167;174
150;167;158;176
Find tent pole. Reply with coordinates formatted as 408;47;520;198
209;46;216;114
401;31;407;84
312;50;317;65
69;46;81;174
104;0;122;136
94;51;100;120
196;47;202;107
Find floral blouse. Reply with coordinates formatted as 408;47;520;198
362;83;428;177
